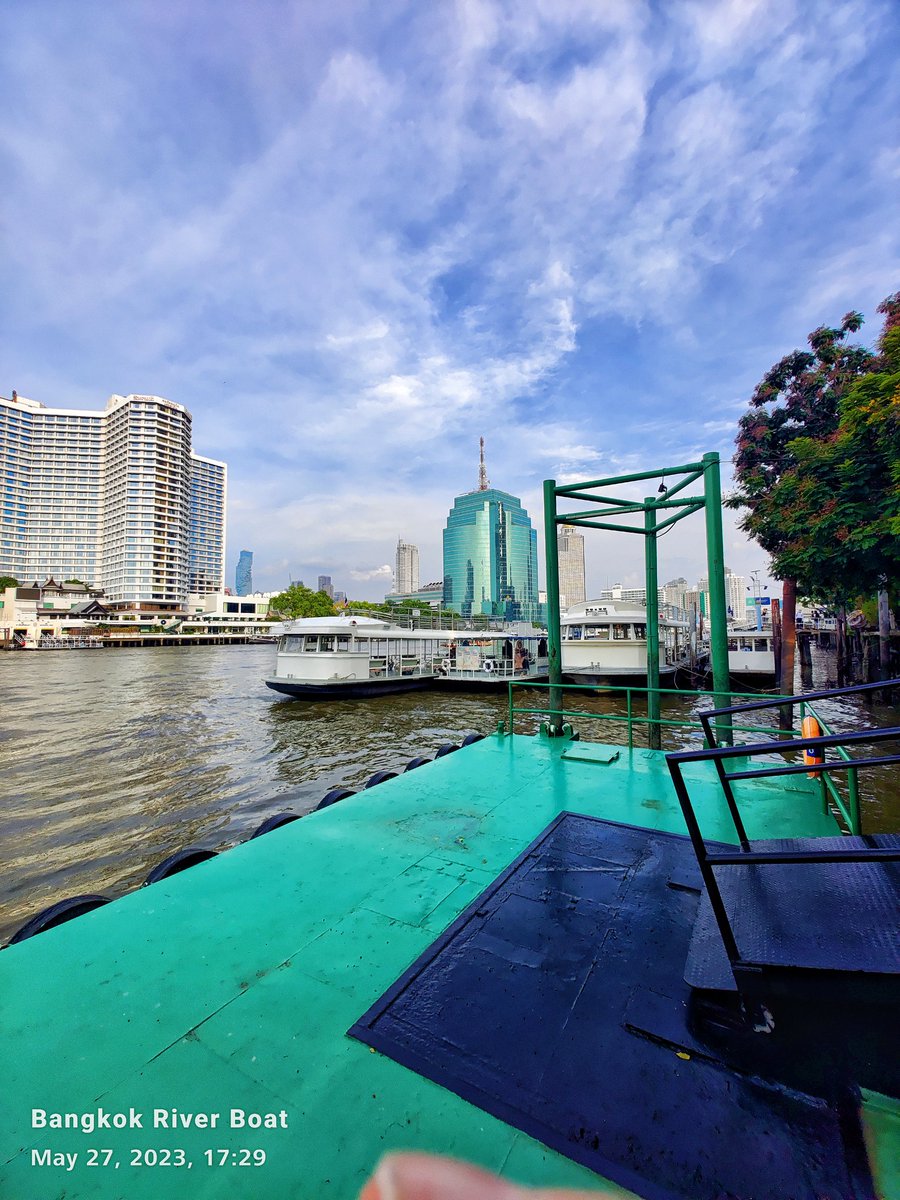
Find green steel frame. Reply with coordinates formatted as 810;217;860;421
543;453;732;746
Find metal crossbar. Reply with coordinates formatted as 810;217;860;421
666;693;900;976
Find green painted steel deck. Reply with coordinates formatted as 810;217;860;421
1;732;894;1199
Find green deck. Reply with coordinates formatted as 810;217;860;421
1;732;892;1199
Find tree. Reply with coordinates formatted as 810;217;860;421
0;576;18;590
728;306;882;697
761;311;900;601
268;584;336;619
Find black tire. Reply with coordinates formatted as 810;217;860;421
315;788;356;811
404;756;431;771
249;812;301;839
434;743;459;758
143;847;217;886
460;732;485;746
7;894;111;945
364;770;398;789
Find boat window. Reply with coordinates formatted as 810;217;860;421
739;638;756;651
282;635;304;653
568;625;583;640
728;638;738;651
337;636;350;650
303;636;318;652
583;624;609;640
612;624;629;640
320;636;335;652
633;624;646;639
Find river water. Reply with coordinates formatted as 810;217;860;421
1;642;897;943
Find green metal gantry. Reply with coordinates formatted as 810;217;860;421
543;453;732;746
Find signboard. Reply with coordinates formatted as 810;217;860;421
745;596;771;606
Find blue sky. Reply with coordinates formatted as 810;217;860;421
2;0;898;600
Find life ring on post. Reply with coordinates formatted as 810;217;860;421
801;715;824;776
483;659;496;673
441;659;452;673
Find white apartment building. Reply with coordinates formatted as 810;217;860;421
0;392;226;610
557;525;586;610
394;538;420;594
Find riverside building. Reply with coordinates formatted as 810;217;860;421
0;392;226;611
394;539;420;595
442;440;540;622
557;524;586;610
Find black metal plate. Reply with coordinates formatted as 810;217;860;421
349;813;869;1200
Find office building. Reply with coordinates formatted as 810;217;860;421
235;550;254;596
442;441;540;621
394;539;419;595
318;575;334;599
557;525;585;610
0;391;226;610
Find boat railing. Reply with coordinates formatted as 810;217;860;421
664;696;900;983
694;678;900;835
502;680;799;754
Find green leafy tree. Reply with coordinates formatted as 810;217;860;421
756;297;900;602
728;302;888;697
268;584;336;619
0;576;18;590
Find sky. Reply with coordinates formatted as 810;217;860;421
2;0;898;602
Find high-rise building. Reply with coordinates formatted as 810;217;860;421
442;440;540;621
394;539;419;594
697;566;747;622
0;391;226;609
557;525;585;610
318;575;334;599
189;455;226;596
235;550;253;596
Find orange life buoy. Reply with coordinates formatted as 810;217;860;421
801;715;824;776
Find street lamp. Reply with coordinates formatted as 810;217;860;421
747;571;768;632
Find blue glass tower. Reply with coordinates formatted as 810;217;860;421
236;549;253;595
442;442;540;621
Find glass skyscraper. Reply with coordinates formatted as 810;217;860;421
235;550;253;595
442;474;540;621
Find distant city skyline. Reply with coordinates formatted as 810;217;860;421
3;3;896;601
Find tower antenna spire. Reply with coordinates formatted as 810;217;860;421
478;436;490;491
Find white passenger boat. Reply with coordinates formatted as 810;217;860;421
561;599;690;686
265;616;549;699
727;626;776;686
437;627;548;689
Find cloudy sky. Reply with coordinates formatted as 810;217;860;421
3;0;898;600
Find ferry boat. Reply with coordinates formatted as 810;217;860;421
561;598;690;685
437;627;548;689
728;625;776;686
265;615;549;698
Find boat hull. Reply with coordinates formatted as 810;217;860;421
265;675;435;699
563;665;678;687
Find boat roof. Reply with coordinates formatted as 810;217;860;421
281;617;547;640
563;599;687;626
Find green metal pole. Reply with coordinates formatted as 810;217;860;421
644;498;661;749
543;478;564;735
702;452;732;743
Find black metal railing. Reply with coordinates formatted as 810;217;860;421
666;680;900;976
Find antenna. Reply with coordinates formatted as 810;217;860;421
478;437;490;491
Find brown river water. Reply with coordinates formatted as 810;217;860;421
1;642;897;943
